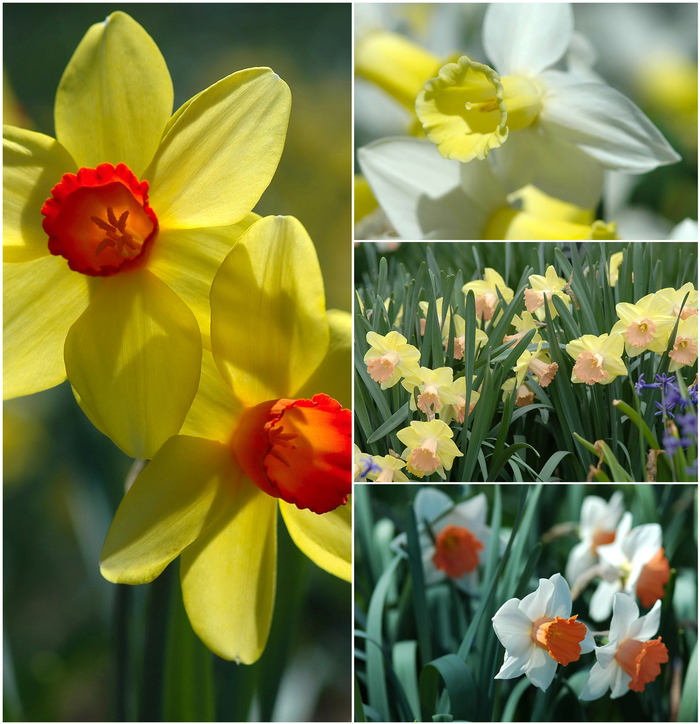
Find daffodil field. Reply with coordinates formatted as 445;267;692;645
354;242;698;483
354;484;697;722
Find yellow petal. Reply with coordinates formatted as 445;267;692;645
4;256;92;399
180;478;277;663
295;309;351;408
100;436;238;584
54;11;173;176
356;30;442;110
280;498;351;582
180;348;244;445
146;214;259;349
146;68;290;229
64;269;201;460
3;127;77;262
210;216;329;407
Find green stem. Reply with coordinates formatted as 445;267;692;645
115;583;132;722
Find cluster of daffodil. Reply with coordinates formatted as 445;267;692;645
3;12;351;664
493;490;674;699
354;3;698;241
355;242;697;482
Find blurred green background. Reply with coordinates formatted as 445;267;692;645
4;4;351;721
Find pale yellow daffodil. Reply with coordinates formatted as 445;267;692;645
611;294;677;357
668;315;698;370
655;283;698;321
402;366;459;419
524;266;571;321
4;12;290;461
99;216;351;664
366;455;409;482
396;419;463;479
364;330;420;389
501;378;535;407
608;251;624;287
462;268;514;323
440;375;480;425
504;311;543;347
567;333;628;385
513;341;558;389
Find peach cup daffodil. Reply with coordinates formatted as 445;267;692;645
524;265;571;321
580;594;668;699
396;419;463;479
492;573;595;691
402;366;459;419
99;216;351;663
566;334;628;386
364;330;421;389
462;268;514;322
611;295;676;357
4;12;290;461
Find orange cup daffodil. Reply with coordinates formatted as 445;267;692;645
99;215;351;664
3;12;290;461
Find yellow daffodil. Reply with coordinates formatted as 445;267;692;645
655;283;698;320
396;419;463;479
668;315;698;370
366;455;409;482
524;266;571;320
462;268;514;322
99;216;351;664
501;378;535;407
513;341;558;388
364;330;420;389
418;298;487;358
608;251;624;287
567;333;628;385
441;375;480;425
4;12;290;461
402;366;459;420
503;311;543;347
611;294;676;357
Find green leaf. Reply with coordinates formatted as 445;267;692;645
405;504;433;667
419;654;476;721
355;676;367;722
679;644;698;722
393;641;421;721
501;676;531;722
366;402;411;444
573;433;634;482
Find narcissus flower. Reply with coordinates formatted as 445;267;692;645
611;295;676;357
504;311;543;347
655;283;698;320
99;216;351;663
580;594;668;699
567;334;627;386
4;12;290;461
514;342;558;388
565;491;625;586
668;315;699;369
524;266;571;320
416;3;680;207
492;573;594;691
608;251;624;287
365;455;409;482
501;378;535;407
402;366;459;419
364;331;420;388
463;267;513;321
396;419;463;479
589;512;669;621
441;375;480;425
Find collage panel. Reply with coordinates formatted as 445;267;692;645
354;3;698;241
354;241;698;483
4;3;351;722
353;483;697;722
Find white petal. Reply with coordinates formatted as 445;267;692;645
483;3;574;76
579;495;609;536
628;599;662;641
624;523;662;569
589;579;622;622
495;651;529;680
565;542;596;586
580;625;596;655
414;487;454;528
539;71;681;173
492;598;535;659
668;219;698;240
546;572;573;618
579;661;615;700
357;137;486;239
519;577;554;620
595;639;619;669
525;645;558;691
610;592;640;642
610;666;633;699
489;127;605;208
459;160;508;216
455;569;480;595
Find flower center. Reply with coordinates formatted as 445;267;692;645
669;337;698;366
614;637;668;692
636;548;670;608
590;528;616;553
231;394;351;514
41;163;158;276
367;351;401;383
432;523;483;578
530;615;587;666
625;317;657;347
409;436;440;473
417;383;442;414
574;351;609;385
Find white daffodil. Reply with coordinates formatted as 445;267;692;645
565;491;625;586
392;488;495;595
357;136;617;240
580;593;668;700
492;573;595;691
589;512;670;621
416;3;680;208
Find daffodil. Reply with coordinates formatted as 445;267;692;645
4;12;290;461
565;491;626;586
655;283;698;320
610;294;676;357
492;573;595;691
396;419;463;479
357;137;617;240
608;251;624;287
500;378;535;407
589;512;669;621
514;342;559;389
503;311;543;348
566;334;627;386
580;594;668;699
416;3;680;207
668;315;699;369
418;299;487;359
366;455;409;482
364;331;420;389
99;216;351;663
441;375;480;425
524;265;571;321
463;267;514;322
402;366;459;420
